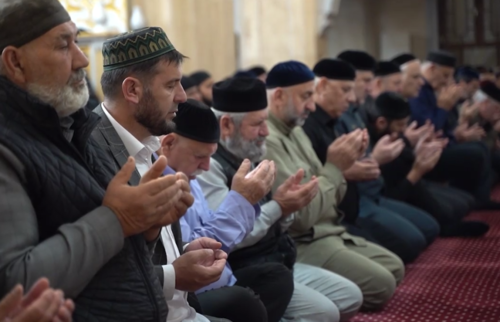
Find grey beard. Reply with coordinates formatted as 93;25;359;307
221;132;267;163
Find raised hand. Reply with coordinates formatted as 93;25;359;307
404;120;434;147
103;156;184;238
231;159;276;205
0;278;73;322
272;169;319;216
326;130;364;171
437;84;462;111
172;249;228;292
343;158;381;181
372;135;405;165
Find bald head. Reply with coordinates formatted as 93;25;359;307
400;59;424;99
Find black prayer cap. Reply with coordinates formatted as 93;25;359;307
266;60;315;89
455;66;479;82
212;77;268;113
173;99;220;143
337;50;377;71
480;81;500;104
313;59;356;81
375;92;411;120
190;71;211;86
0;0;71;52
248;66;267;77
181;76;196;91
374;61;401;77
476;66;494;74
426;50;457;68
391;53;418;67
234;70;256;78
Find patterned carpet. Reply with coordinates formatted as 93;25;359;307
351;209;500;322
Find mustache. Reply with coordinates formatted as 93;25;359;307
68;69;86;85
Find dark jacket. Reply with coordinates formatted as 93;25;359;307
212;144;297;270
0;77;168;322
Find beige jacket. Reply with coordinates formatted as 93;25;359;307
264;112;350;242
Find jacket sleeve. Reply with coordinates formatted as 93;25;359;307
180;181;257;252
0;145;124;298
198;158;284;249
265;138;346;234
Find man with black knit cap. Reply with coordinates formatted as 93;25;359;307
306;59;440;265
367;92;489;237
198;77;364;321
357;60;403;124
262;60;405;311
248;66;267;82
159;98;291;322
412;50;500;210
0;1;191;321
191;71;214;106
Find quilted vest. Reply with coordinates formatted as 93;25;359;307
0;77;168;322
212;144;296;270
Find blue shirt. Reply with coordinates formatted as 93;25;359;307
409;81;455;141
162;166;259;293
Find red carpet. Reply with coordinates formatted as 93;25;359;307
352;203;500;321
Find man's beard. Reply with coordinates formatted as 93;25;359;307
26;69;89;118
222;129;267;163
135;88;176;136
284;99;309;127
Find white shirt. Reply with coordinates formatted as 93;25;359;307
102;105;207;322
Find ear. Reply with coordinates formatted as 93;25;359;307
220;115;235;140
315;77;328;95
1;47;27;84
375;116;387;129
160;134;177;157
122;77;144;104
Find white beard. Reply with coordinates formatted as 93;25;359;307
26;71;90;118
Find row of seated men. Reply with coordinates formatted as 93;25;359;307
1;1;500;321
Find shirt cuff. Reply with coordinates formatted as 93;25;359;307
162;264;176;300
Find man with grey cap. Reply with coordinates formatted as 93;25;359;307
0;1;188;321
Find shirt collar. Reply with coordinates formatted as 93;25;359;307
312;104;337;127
102;104;160;158
268;111;294;136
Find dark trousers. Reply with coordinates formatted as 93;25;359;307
198;263;293;322
426;142;493;202
358;196;440;263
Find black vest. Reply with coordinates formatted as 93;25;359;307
0;77;168;322
212;145;296;270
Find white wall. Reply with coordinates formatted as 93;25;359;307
325;0;432;60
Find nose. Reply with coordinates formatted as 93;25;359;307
306;100;316;112
175;83;187;103
347;91;356;103
73;44;89;70
200;159;210;171
260;121;270;137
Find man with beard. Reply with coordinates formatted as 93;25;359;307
368;92;489;237
197;77;364;321
320;59;439;263
159;99;296;322
391;53;477;229
261;61;405;310
93;28;230;322
408;50;500;210
0;2;189;321
191;71;215;106
357;61;403;124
